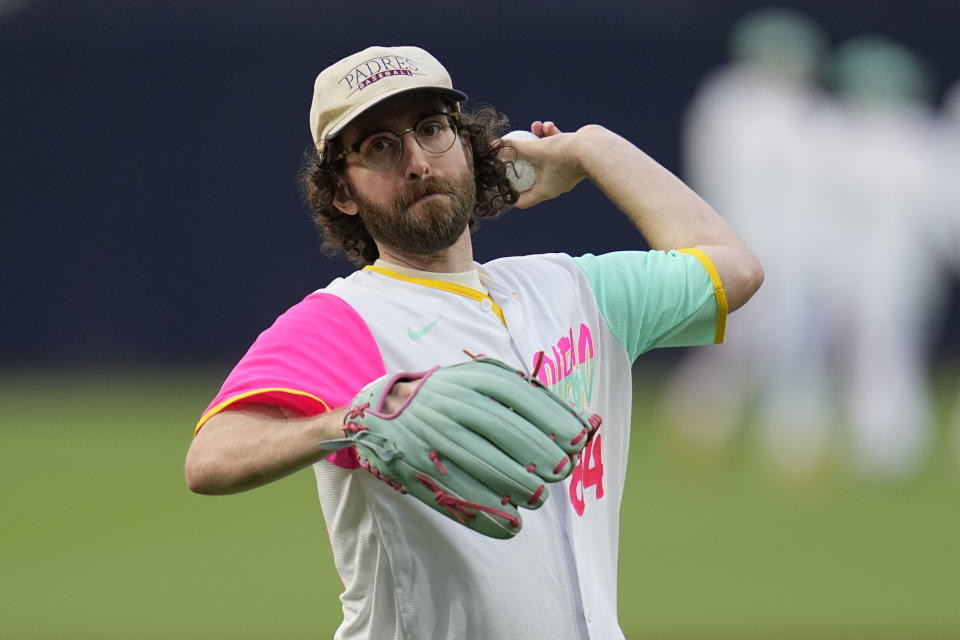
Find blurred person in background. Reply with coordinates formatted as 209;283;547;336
663;8;835;479
936;80;960;464
821;36;945;478
939;83;960;268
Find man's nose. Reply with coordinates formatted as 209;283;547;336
399;131;431;181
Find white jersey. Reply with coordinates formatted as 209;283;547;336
199;250;725;639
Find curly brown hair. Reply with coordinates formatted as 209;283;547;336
299;103;520;266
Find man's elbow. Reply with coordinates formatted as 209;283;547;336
185;458;212;495
729;253;764;312
745;253;765;297
184;447;226;495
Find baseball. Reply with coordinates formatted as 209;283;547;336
501;130;538;192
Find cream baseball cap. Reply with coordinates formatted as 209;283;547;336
309;45;467;159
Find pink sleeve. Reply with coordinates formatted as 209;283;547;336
195;292;385;469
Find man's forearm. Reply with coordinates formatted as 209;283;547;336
575;125;764;310
184;405;348;495
576;125;734;249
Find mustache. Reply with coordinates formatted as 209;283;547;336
396;177;460;209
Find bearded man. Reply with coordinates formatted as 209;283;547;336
185;45;763;640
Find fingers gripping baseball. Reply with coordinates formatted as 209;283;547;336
499;121;589;210
531;120;562;138
338;357;601;539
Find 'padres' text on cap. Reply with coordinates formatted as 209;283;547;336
309;45;468;159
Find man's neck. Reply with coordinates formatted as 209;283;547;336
375;228;475;273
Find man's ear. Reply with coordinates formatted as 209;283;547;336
332;175;359;215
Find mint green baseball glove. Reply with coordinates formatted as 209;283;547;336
327;355;601;539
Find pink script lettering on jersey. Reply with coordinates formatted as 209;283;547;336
533;323;595;408
533;323;603;516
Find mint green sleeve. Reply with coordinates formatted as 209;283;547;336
572;249;727;362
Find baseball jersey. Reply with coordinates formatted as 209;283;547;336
197;249;726;640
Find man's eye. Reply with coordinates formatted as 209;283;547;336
364;136;398;156
417;119;445;138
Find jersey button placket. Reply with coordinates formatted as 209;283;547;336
480;298;493;312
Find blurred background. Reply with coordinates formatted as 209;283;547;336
2;0;959;638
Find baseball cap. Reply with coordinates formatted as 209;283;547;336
309;45;467;159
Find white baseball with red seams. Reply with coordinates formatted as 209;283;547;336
501;130;538;192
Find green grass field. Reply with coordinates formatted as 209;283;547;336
1;367;958;639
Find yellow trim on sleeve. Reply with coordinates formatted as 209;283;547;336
194;388;330;436
678;248;727;344
363;264;507;327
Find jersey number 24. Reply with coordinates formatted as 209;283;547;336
569;432;604;516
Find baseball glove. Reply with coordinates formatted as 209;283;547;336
325;355;601;539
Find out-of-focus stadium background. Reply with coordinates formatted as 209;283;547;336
2;1;959;638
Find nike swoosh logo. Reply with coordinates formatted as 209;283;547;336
408;318;441;340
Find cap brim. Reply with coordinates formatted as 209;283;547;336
324;86;467;143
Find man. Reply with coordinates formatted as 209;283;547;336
185;45;763;639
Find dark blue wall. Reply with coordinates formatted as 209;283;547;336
3;0;958;366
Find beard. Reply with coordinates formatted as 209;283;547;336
350;169;477;256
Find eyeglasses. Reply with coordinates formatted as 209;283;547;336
335;112;461;171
